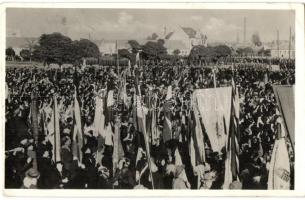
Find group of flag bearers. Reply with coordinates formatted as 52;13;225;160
20;54;294;190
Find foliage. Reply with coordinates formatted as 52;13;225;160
147;33;159;40
128;40;141;53
141;40;167;61
6;47;15;57
118;49;131;59
236;47;255;56
213;45;232;57
20;49;31;61
32;33;100;66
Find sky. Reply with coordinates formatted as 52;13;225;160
6;8;295;43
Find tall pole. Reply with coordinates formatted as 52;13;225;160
137;56;154;189
31;92;39;171
289;26;291;59
243;17;247;44
116;40;119;75
277;30;280;58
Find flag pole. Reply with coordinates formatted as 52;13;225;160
213;66;219;137
31;92;39;171
138;85;155;189
136;54;154;189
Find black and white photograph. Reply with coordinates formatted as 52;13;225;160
3;5;298;193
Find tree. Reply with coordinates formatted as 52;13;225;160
20;49;31;61
147;33;159;40
142;40;167;61
74;39;100;58
236;47;254;57
213;45;232;58
118;49;131;59
251;32;262;47
33;32;75;66
173;49;181;56
6;47;15;61
72;39;100;66
128;40;141;53
189;45;214;65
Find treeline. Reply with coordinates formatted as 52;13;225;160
6;33;100;67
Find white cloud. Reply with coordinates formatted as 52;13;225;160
202;17;241;42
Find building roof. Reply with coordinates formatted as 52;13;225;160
165;32;174;40
6;37;38;48
181;27;197;39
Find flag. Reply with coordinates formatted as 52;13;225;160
188;97;206;171
127;60;132;76
162;100;172;143
273;85;295;148
105;90;114;126
135;52;140;65
133;84;154;188
113;120;124;174
72;90;83;162
223;86;240;189
53;96;61;162
194;88;231;152
267;118;290;189
174;148;190;188
264;72;269;85
166;85;172;100
30;92;39;170
5;82;10;102
119;71;129;108
93;92;105;138
151;93;159;146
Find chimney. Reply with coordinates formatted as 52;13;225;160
243;17;247;44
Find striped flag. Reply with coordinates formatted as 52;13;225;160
133;84;154;188
223;85;240;189
189;96;206;171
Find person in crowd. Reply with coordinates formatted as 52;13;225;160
5;57;295;189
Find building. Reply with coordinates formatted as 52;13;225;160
268;40;295;59
151;26;208;56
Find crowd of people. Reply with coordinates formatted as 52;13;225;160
5;58;295;189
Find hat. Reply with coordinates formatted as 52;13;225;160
26;168;40;178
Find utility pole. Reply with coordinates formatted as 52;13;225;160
277;30;280;58
243;17;247;44
289;26;291;59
